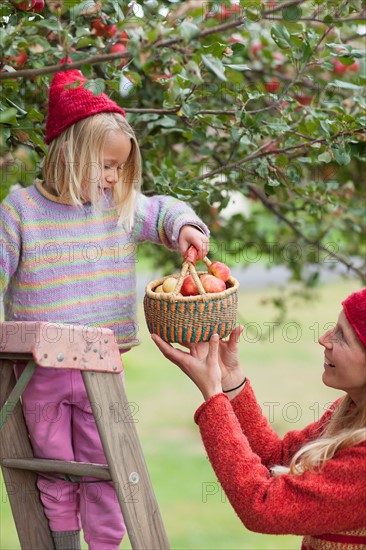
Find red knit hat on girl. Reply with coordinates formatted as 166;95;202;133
342;288;366;348
45;58;125;144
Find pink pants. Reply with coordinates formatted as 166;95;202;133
15;364;126;550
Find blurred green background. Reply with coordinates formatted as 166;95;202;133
0;277;360;549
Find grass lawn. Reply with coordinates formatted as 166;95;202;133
0;278;360;549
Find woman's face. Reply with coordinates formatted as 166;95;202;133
319;310;366;405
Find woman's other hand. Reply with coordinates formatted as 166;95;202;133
151;333;222;400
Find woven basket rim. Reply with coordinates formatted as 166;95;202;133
145;272;239;302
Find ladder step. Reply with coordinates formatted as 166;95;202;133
2;457;111;481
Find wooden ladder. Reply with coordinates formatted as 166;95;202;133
0;321;170;550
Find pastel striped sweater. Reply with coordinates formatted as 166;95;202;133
0;181;208;347
195;381;366;549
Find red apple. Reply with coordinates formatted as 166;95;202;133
265;78;281;93
332;59;347;75
200;274;226;294
111;42;127;67
293;94;313;106
9;51;28;68
12;0;36;11
30;0;44;12
181;276;199;296
333;58;359;74
215;2;241;21
251;42;263;57
349;60;359;72
117;30;128;44
91;16;117;38
208;261;231;282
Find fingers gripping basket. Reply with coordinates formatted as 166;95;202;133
144;250;239;344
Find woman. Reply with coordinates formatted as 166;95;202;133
152;288;366;549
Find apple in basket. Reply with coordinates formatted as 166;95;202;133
200;274;226;293
208;261;231;282
162;277;177;293
181;275;199;296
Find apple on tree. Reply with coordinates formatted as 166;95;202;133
264;78;281;93
213;2;241;21
292;94;314;106
9;51;28;68
91;16;117;38
31;0;44;13
332;58;359;75
11;0;36;11
111;43;128;68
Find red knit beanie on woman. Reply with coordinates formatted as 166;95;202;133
45;58;125;144
342;288;366;348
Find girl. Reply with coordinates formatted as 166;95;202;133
153;288;366;549
0;61;209;550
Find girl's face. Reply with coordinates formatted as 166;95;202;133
83;130;132;201
319;310;366;405
100;130;131;193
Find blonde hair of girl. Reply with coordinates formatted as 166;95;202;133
42;112;142;231
272;394;366;477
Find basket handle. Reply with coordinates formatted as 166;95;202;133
170;246;212;302
184;245;198;264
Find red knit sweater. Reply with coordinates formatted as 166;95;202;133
194;380;366;549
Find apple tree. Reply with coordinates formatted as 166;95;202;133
1;0;365;303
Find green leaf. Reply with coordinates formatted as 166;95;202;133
0;108;18;126
202;43;228;57
337;56;358;66
224;64;251;71
27;108;44;123
180;21;200;43
270;24;291;50
327;80;363;91
84;79;106;96
76;36;96;48
201;54;227;82
332;148;351;166
318;151;332;163
34;19;61;31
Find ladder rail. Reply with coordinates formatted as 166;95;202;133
0;321;170;550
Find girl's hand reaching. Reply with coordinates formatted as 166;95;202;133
178;225;209;261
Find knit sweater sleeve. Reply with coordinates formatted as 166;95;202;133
131;193;209;249
0;197;22;295
194;393;366;535
229;380;335;467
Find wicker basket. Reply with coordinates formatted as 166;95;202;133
143;249;239;344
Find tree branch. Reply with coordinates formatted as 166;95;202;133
246;184;366;282
0;0;307;81
193;128;365;182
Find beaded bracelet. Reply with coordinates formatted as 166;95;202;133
222;377;247;393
